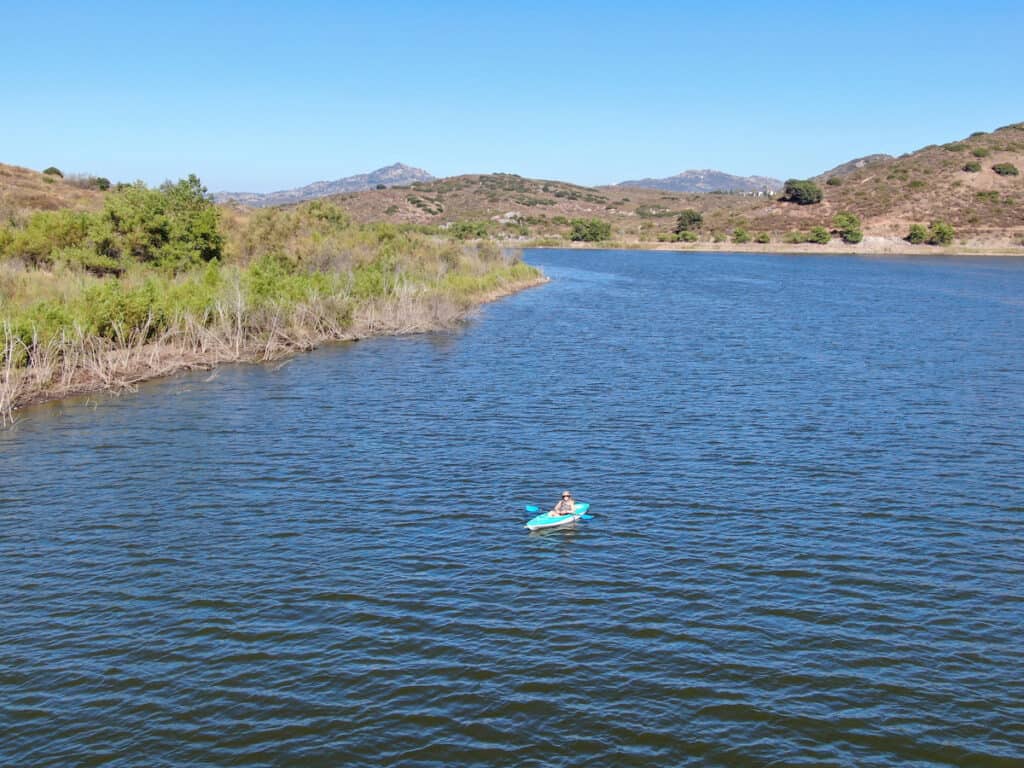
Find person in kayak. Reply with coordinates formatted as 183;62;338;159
550;490;575;516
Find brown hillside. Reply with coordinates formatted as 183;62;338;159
0;163;106;222
315;123;1024;248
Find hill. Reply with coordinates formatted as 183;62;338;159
317;123;1024;249
3;121;1023;251
815;154;895;181
214;163;434;207
617;169;782;194
0;163;106;222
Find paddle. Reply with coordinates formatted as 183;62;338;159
524;504;593;520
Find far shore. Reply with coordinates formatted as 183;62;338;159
522;237;1024;258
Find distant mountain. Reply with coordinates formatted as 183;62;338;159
215;163;434;207
815;154;894;180
616;169;782;193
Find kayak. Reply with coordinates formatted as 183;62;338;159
524;502;591;531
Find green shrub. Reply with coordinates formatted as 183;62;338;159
450;220;490;240
943;143;967;152
963;161;982;172
42;166;63;177
993;163;1020;176
906;224;928;244
674;209;703;233
754;232;770;243
53;246;125;276
781;179;823;205
832;212;863;244
972;147;990;158
676;230;699;242
712;231;726;243
732;227;751;244
95;177;111;191
569;218;612;242
783;231;805;244
807;226;831;244
927;221;955;245
909;180;926;189
826;176;842;186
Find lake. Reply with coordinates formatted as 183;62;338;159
2;249;1022;766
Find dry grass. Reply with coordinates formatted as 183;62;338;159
0;270;547;426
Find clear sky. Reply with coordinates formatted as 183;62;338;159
2;1;1022;191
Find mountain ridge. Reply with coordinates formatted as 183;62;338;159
214;163;434;207
616;168;782;193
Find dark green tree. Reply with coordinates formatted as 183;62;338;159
569;218;612;242
674;209;703;234
42;166;63;177
781;179;823;205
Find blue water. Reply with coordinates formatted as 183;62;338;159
2;249;1023;766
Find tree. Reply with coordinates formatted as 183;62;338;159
569;218;612;242
906;224;928;244
832;211;863;244
781;179;823;205
42;166;63;177
927;221;954;245
674;209;703;234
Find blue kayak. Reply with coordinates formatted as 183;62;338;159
524;502;591;531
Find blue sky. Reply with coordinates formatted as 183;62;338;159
2;1;1022;191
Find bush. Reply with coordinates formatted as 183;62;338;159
927;221;955;245
906;224;928;244
783;231;805;244
826;176;842;186
972;147;990;158
450;220;489;240
569;218;612;242
676;230;699;242
754;232;770;243
832;212;863;244
674;209;703;233
992;163;1020;176
909;180;926;189
944;143;967;152
42;166;63;177
963;161;982;172
732;227;751;244
781;179;823;205
807;226;831;244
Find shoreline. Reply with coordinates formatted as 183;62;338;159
525;239;1024;258
2;274;549;424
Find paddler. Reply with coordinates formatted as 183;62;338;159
550;490;575;516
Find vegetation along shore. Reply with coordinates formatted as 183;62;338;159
0;173;544;425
